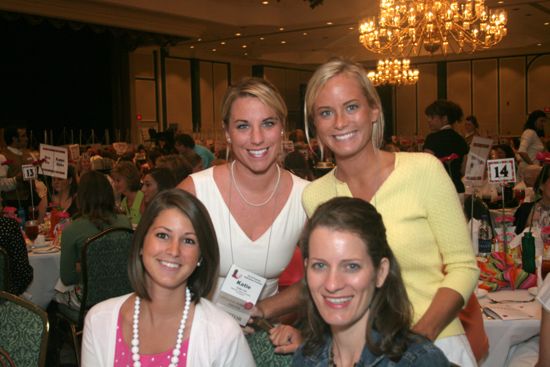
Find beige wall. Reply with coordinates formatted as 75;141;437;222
393;54;550;140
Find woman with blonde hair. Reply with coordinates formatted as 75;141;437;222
298;58;479;366
178;77;308;327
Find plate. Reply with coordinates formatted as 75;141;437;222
528;287;538;296
475;288;488;299
33;247;60;254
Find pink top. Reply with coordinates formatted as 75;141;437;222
114;311;189;367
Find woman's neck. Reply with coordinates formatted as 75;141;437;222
231;160;280;192
125;190;137;205
143;286;189;321
331;325;366;367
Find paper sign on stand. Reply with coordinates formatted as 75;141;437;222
487;158;516;184
67;144;80;161
464;136;493;187
21;164;38;180
40;144;69;179
215;265;266;326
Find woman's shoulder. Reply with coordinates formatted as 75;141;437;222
395;152;442;173
396;336;450;366
86;293;132;322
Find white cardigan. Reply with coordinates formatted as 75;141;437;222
81;294;255;366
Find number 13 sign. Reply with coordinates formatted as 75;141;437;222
487;158;516;184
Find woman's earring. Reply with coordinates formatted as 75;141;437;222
197;258;203;267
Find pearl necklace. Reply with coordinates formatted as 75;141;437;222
230;160;281;207
132;287;191;367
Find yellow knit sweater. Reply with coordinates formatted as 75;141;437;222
302;152;479;339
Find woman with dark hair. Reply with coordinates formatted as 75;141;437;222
299;59;478;366
514;164;550;234
464;115;479;145
81;189;254;366
59;171;131;287
140;167;177;213
518;110;548;172
423;99;469;196
111;161;144;227
292;197;448;366
50;165;79;217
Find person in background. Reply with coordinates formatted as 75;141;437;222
175;133;216;169
299;59;479;366
178;77;308;330
424;100;469;198
140;167;177;213
182;150;204;173
50;165;79;217
0;197;33;296
81;189;254;366
518;110;548;178
291;197;449;366
111;161;144;227
1;127;46;221
155;154;193;185
464;115;480;145
514;164;550;234
59;171;131;288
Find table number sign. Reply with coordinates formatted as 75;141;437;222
216;264;266;326
40;144;68;179
487;158;516;184
21;164;38;180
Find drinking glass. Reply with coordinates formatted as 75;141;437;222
24;220;39;245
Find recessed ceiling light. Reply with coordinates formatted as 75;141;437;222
220;41;226;45
235;32;242;36
537;43;542;46
279;27;285;31
190;45;195;49
281;40;286;44
497;0;503;3
242;45;248;48
303;32;308;36
212;48;217;52
326;21;333;25
244;52;248;56
262;0;269;4
260;37;265;40
545;22;549;26
198;38;202;42
349;26;354;30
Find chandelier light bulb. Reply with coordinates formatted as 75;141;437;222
367;58;420;86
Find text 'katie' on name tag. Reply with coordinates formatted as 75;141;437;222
216;264;266;326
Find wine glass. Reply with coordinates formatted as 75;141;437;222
25;220;39;245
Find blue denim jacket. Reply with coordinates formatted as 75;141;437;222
292;332;450;367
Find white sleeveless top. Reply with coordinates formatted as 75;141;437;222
191;167;308;301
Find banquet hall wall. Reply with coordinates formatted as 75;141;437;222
130;46;550;146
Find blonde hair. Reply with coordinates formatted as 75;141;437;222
221;77;287;128
304;58;385;150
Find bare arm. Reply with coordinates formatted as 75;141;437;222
518;151;533;165
177;176;196;195
412;287;465;341
537;307;550;367
255;281;303;321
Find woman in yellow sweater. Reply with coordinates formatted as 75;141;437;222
300;59;479;366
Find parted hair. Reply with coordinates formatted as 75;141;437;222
300;197;415;360
128;189;220;302
221;77;287;128
304;58;385;150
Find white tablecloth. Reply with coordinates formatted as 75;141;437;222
480;290;541;367
25;249;61;309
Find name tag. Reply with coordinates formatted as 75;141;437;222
216;264;266;326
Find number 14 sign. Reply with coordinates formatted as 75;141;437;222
487;158;516;184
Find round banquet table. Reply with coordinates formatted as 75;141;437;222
24;248;61;309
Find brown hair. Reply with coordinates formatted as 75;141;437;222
300;197;414;360
111;161;141;192
76;171;117;229
128;189;220;302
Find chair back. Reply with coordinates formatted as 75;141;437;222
0;247;8;292
79;227;134;323
0;291;49;367
0;347;16;367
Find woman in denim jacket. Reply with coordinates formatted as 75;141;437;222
291;197;449;366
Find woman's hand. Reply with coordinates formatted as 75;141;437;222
269;325;302;354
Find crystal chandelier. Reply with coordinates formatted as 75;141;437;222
367;58;420;86
358;0;508;56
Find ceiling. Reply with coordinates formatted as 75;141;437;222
2;0;550;67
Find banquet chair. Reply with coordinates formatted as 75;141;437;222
0;291;49;367
0;247;9;292
55;227;134;366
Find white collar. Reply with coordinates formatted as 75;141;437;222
440;124;453;130
6;146;23;156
